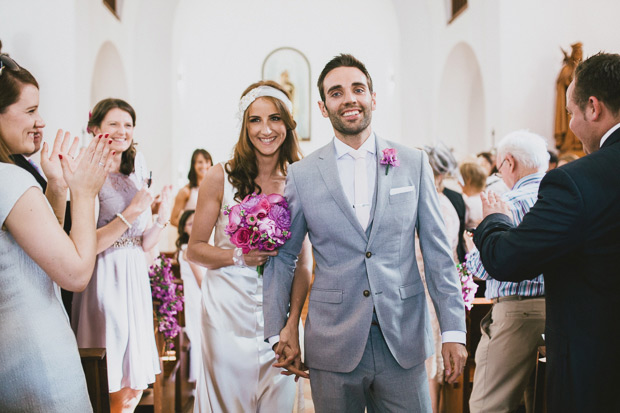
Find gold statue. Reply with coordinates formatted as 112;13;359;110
279;70;296;117
554;42;584;155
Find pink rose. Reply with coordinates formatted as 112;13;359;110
230;227;252;253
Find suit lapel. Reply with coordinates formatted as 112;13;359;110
368;137;393;246
317;141;369;240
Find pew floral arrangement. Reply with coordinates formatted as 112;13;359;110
457;261;478;311
223;192;292;276
149;254;184;352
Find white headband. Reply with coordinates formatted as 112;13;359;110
236;85;293;125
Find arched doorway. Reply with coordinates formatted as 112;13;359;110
90;41;129;107
435;42;486;157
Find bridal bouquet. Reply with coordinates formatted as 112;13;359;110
149;254;184;351
223;192;292;276
457;262;478;311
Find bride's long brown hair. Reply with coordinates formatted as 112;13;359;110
226;80;302;202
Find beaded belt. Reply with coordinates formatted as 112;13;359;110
112;236;142;249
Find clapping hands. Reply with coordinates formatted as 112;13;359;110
40;129;83;190
154;184;173;224
480;191;511;219
60;132;114;197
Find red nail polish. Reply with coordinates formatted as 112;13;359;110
98;135;102;139
58;154;63;159
105;134;110;138
112;151;116;155
109;140;112;144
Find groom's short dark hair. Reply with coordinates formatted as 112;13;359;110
317;54;373;102
574;52;620;115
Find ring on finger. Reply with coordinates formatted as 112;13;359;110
98;162;105;166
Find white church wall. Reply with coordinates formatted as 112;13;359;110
171;0;401;187
496;0;620;150
392;0;501;157
3;0;620;182
394;0;620;158
1;0;81;157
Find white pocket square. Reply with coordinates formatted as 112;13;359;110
389;185;415;195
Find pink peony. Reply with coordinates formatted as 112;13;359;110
258;218;277;238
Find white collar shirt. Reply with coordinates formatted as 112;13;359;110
333;133;377;212
600;122;620;148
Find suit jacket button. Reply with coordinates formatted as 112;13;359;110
366;251;372;258
363;290;370;297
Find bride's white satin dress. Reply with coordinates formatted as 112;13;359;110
194;165;300;412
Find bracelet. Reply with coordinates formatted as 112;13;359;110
115;213;132;229
232;247;246;267
154;219;169;229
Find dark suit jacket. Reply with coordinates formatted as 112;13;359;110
473;127;620;413
442;187;467;263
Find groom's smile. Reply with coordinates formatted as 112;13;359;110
319;66;376;144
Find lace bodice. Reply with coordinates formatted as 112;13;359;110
97;153;150;238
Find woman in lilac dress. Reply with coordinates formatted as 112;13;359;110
72;98;172;413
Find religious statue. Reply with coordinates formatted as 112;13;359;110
554;42;584;155
279;70;297;118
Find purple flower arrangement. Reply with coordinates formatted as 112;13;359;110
457;262;478;310
149;254;184;351
223;192;292;276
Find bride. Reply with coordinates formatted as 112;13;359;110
187;80;312;412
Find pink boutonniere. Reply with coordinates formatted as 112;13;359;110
380;148;400;175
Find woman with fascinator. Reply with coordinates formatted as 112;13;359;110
187;80;312;412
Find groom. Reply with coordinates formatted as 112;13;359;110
263;54;467;412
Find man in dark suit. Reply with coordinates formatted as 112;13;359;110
474;52;620;412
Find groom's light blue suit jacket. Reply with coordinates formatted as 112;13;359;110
264;136;466;373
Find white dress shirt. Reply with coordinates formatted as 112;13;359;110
600;122;620;147
333;133;377;217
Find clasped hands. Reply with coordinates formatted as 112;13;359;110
442;342;468;384
272;322;308;381
272;329;468;384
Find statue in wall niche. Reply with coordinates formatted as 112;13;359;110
279;70;297;118
554;42;584;156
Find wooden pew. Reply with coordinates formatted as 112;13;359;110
138;253;192;412
443;297;493;413
79;348;110;413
